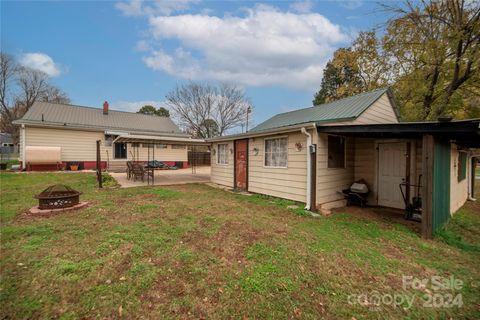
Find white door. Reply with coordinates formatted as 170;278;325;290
378;142;407;209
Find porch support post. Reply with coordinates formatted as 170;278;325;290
21;124;26;170
421;134;434;239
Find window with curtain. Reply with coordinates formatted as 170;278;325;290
217;144;228;164
104;135;113;147
328;135;345;168
264;137;288;167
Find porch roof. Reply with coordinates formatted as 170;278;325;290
113;134;208;145
316;119;480;148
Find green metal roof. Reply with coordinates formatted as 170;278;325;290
251;87;390;132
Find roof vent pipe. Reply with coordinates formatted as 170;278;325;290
103;101;109;115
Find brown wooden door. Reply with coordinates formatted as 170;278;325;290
235;139;248;190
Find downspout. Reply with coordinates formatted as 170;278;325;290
301;127;312;210
21;124;26;171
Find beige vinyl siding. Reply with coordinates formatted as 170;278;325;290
324;93;398;126
24;126;187;163
450;144;468;214
351;138;423;207
210;141;234;187
316;133;354;208
248;131;309;203
352;93;398;124
25;127;104;161
353;138;376;204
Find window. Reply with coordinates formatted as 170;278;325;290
104;135;114;147
156;144;167;149
217;144;228;164
114;142;127;159
142;143;154;148
172;144;186;149
328;135;345;168
131;142;140;147
458;152;467;182
264;137;288;167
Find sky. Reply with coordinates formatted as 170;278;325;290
1;0;387;130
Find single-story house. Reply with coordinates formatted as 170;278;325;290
13;101;204;171
208;88;479;238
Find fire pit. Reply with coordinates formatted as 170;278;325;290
34;184;82;209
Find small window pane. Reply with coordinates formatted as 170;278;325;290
217;144;228;164
328;136;345;168
172;144;186;149
104;135;113;147
265;137;288;167
156;144;167;149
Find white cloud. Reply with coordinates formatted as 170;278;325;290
141;5;348;90
336;0;364;10
116;0;199;17
289;1;314;13
135;39;151;52
19;53;61;77
112;100;167;112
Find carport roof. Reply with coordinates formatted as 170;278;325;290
316;119;480;148
114;134;208;145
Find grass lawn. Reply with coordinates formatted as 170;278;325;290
1;172;479;319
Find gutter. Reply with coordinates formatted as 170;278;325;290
300;123;316;211
12;120;190;138
207;122;317;142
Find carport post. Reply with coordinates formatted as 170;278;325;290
152;142;155;185
96;140;102;188
421;134;433;239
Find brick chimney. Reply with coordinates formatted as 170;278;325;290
103;101;109;115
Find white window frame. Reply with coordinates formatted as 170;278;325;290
263;136;288;168
217;143;228;165
327;135;346;169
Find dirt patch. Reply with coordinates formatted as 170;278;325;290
334;206;421;233
168;184;207;193
183;221;264;266
382;245;407;260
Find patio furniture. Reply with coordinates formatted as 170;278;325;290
131;163;153;182
126;161;134;180
144;160;178;170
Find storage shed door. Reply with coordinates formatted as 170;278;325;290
378;142;407;209
235;139;248;191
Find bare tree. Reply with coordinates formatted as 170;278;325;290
0;51;70;142
0;53;17;127
166;82;252;138
40;85;71;104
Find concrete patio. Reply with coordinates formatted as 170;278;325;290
109;166;211;187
